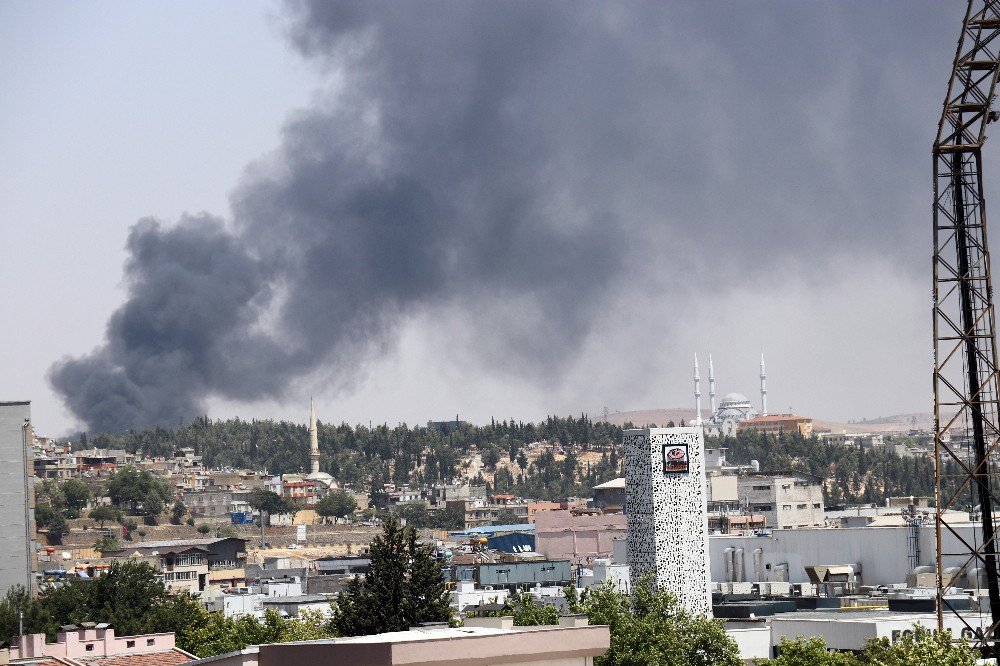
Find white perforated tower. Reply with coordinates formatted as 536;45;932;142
623;426;711;614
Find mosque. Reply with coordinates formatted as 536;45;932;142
305;398;338;494
695;354;767;437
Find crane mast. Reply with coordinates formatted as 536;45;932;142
935;0;1000;655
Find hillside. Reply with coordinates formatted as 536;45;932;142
600;408;934;433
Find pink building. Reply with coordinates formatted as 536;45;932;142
534;510;627;565
8;626;194;665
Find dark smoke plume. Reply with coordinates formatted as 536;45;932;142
52;1;955;433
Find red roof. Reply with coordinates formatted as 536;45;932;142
76;649;194;666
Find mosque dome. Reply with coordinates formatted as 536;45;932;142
708;392;757;425
720;393;751;406
307;471;337;489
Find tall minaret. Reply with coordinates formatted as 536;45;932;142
309;398;320;475
759;353;768;417
693;354;703;426
708;354;717;416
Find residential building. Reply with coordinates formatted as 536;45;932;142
282;476;317;503
108;537;247;593
534;510;626;564
372;485;423;510
0;401;36;596
184;623;609;666
592;478;625;512
421;483;485;507
736;472;825;529
738;414;813;438
817;432;885;450
9;626;193;665
186;487;235;520
33;453;78;480
77;448;132;473
446;498;529;529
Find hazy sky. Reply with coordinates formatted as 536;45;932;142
1;1;968;436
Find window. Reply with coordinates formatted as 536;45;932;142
126;641;135;648
751;485;771;491
813;503;821;509
782;504;792;510
797;504;807;510
85;644;94;652
147;639;155;646
753;505;772;512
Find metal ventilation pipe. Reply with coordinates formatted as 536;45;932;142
753;548;764;582
723;548;734;582
734;548;746;583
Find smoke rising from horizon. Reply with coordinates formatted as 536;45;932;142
51;1;956;433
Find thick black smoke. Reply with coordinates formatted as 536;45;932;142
51;1;957;433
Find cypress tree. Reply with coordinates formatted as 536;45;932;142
331;518;450;636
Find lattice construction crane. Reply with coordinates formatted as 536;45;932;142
934;0;1000;656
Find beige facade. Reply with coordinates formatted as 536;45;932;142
738;414;813;438
737;473;825;529
186;623;609;666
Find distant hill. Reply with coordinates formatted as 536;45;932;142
599;408;934;434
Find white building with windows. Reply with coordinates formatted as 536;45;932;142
736;473;825;529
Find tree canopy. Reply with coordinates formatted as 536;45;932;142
768;627;977;665
330;518;450;636
315;489;358;519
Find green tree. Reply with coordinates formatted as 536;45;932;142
481;445;501;470
61;479;91;516
170;500;186;525
769;636;860;665
93;534;121;553
216;524;239;538
584;576;741;666
249;489;286;514
484;593;559;626
88;505;120;529
394;501;432;528
46;514;70;545
330;518;450;636
35;503;56;529
197;523;212;535
106;467;171;516
39;561;168;637
315;489;358;520
0;585;49;644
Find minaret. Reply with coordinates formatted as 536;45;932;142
708;354;717;416
693;354;703;426
759;353;768;417
309;398;320;475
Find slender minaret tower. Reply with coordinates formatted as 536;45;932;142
759;353;768;417
693;354;703;426
309;398;320;475
708;354;717;416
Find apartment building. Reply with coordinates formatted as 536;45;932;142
736;472;825;529
108;537;247;593
738;414;814;438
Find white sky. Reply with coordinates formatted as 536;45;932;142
0;2;948;435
